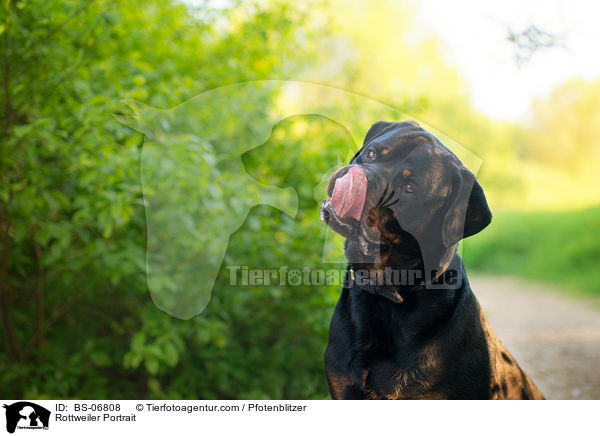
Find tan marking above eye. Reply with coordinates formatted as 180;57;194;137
380;148;390;156
402;169;412;178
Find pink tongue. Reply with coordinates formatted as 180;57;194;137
330;166;367;221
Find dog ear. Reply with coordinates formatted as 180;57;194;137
350;121;394;164
441;168;492;247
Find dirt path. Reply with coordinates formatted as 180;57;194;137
471;276;600;400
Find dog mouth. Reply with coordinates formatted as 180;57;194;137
320;200;381;257
320;165;383;257
320;199;360;239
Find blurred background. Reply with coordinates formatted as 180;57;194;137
1;0;598;399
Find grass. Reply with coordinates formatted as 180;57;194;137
462;206;600;296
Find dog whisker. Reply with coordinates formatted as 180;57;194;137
376;184;389;207
381;198;399;209
383;189;395;205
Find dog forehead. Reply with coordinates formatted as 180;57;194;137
365;121;464;182
369;123;429;147
408;141;456;165
369;124;454;160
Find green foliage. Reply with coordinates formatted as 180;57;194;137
0;0;336;399
463;207;600;296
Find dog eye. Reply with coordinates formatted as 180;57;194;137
366;149;377;159
403;183;415;194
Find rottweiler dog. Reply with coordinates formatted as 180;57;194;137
320;121;544;400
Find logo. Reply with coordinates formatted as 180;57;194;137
3;402;50;434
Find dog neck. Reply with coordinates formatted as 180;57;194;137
346;241;461;304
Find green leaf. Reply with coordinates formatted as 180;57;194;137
89;351;111;367
144;358;160;375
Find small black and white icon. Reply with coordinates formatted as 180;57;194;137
3;402;50;434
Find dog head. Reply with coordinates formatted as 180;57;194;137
321;121;491;285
